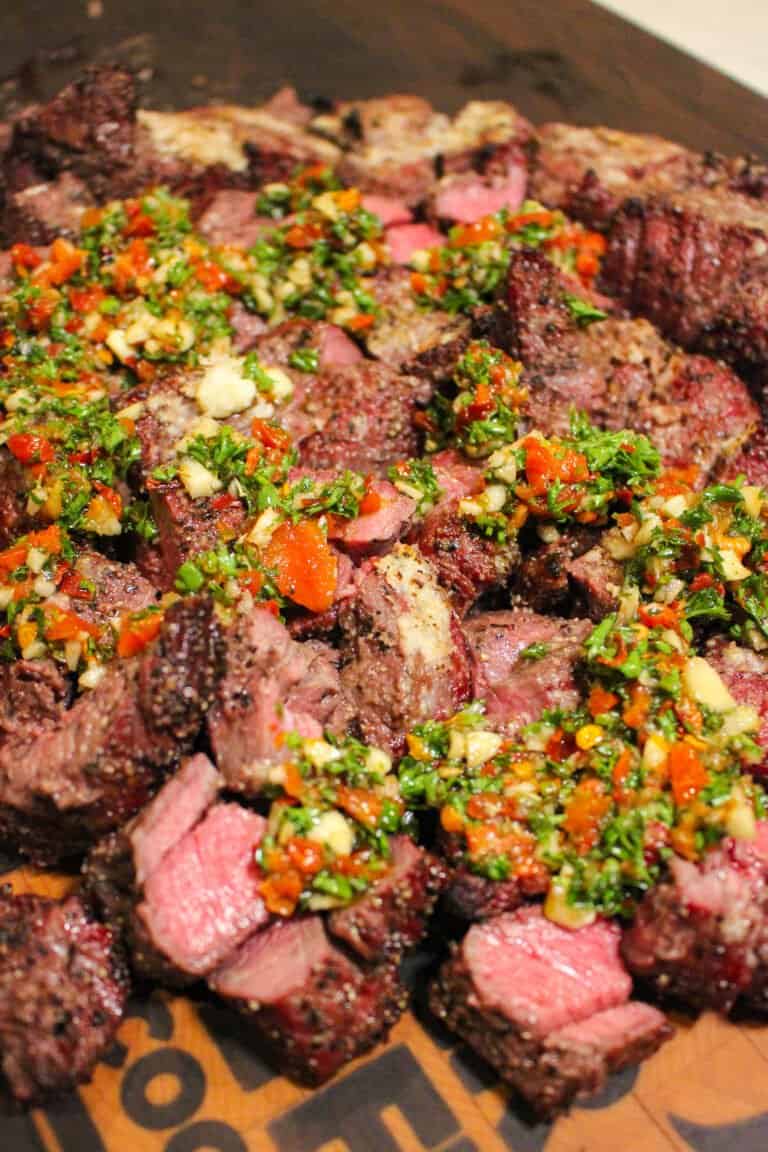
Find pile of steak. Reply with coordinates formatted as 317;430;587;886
430;906;672;1118
4;68;768;1120
0;890;128;1102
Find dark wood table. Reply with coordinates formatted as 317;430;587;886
0;0;766;158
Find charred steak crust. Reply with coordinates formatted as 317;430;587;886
0;595;223;864
211;917;407;1085
328;836;448;961
0;891;128;1102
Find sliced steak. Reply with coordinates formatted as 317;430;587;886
366;266;470;368
328;835;447;961
440;862;545;922
0;451;32;548
144;479;247;591
209;608;349;794
329;478;415;558
720;421;768;488
83;753;223;984
411;505;520;614
69;550;158;628
705;639;768;770
600;189;768;376
5;70;337;208
339;545;472;755
253;316;362;372
429;906;670;1117
464;609;590;736
621;827;768;1013
196;188;274;248
531;123;697;228
136;802;269;980
0;891;128;1102
210;915;407;1084
0;595;223;862
385;221;444;264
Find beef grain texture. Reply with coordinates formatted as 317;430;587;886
0;891;128;1102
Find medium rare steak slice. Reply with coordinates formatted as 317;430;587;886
339;545;472;755
0;596;223;862
464;609;590;736
0;891;128;1102
621;827;768;1013
430;906;670;1117
501;250;758;477
705;639;768;770
252;317;362;372
209;608;349;794
83;753;224;985
136;802;269;979
366;267;470;368
599;188;768;375
210;915;407;1084
328;835;447;961
329;478;416;558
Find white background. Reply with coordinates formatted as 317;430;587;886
596;0;768;97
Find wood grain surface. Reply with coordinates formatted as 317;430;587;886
0;0;766;157
1;3;767;1149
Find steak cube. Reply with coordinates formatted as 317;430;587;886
136;802;269;979
328;835;447;961
0;596;223;863
339;545;472;755
0;892;128;1102
210;915;407;1085
621;828;768;1014
209;608;349;795
464;609;590;736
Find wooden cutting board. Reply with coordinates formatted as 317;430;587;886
1;2;767;1147
4;857;768;1152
